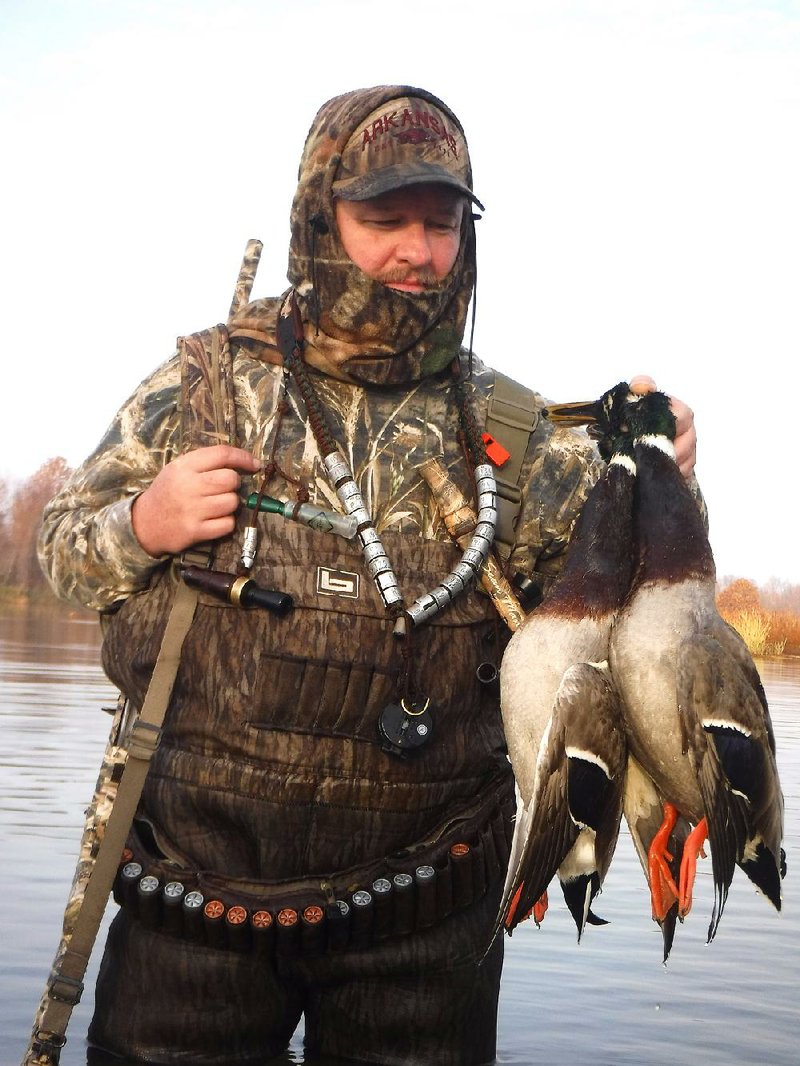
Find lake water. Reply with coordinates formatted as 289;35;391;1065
1;606;798;1066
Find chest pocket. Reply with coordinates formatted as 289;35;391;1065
181;516;498;748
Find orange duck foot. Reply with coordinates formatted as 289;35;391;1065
648;802;681;922
505;885;549;929
678;817;708;918
533;890;549;926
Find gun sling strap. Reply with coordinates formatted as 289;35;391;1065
27;569;202;1063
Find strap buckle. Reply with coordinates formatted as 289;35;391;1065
47;971;84;1006
32;1028;68;1060
128;720;162;762
179;544;215;570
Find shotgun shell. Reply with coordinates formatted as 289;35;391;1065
392;872;414;935
112;849;135;906
182;890;205;941
350;890;374;947
137;875;161;930
225;904;250;952
203;899;226;949
301;904;326;955
371;877;393;940
162;881;186;936
415;865;437;930
326;899;351;952
276;908;300;956
117;860;143;913
250;909;275;954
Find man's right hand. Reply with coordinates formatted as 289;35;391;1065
131;445;262;557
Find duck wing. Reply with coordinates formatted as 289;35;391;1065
498;661;626;937
713;615;775;747
676;630;784;941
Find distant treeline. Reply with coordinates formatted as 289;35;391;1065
2;462;800;656
0;457;72;600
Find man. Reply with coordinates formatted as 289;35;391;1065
39;86;697;1066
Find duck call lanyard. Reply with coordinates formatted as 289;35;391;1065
272;290;498;756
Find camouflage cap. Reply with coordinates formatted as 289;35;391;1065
332;96;485;210
286;85;478;384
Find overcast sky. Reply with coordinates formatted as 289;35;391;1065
1;0;798;584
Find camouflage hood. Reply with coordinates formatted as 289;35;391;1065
228;85;478;386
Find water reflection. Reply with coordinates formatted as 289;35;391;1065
1;606;798;1066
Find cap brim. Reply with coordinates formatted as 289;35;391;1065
333;162;484;211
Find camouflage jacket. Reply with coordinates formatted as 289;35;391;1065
38;344;603;613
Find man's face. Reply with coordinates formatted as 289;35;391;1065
334;184;464;293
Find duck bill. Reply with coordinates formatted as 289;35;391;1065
543;399;601;427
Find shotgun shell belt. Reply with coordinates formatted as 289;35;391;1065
113;804;512;956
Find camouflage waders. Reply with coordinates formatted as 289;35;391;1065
90;510;514;1065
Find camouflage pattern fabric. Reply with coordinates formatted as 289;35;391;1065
179;326;237;452
38;347;602;613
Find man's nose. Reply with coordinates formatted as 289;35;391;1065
395;223;433;266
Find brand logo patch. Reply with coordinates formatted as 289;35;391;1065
316;566;360;599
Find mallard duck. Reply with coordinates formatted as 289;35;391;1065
497;385;633;939
607;389;785;942
533;385;689;958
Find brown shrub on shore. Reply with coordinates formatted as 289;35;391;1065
718;606;800;658
720;609;785;657
767;611;800;656
717;578;800;658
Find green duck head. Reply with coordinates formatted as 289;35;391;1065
545;381;631;461
623;389;677;443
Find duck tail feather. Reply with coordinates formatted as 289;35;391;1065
659;903;679;962
739;841;783;911
586;909;609;927
561;871;605;941
706;875;731;944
